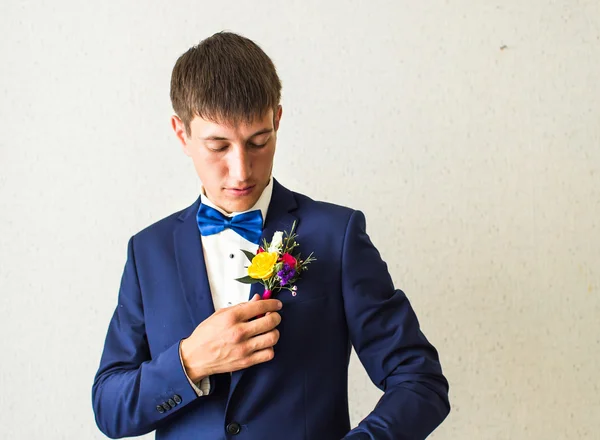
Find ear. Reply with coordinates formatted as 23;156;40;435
171;115;191;156
273;105;283;132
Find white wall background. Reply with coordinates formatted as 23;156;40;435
1;1;599;438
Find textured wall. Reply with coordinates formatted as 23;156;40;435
1;1;599;439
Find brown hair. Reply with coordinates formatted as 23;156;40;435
170;31;282;135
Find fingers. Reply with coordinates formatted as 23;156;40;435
244;347;276;368
227;328;280;372
246;328;280;353
243;311;281;338
234;298;282;321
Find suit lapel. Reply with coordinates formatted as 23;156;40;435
173;196;216;327
229;178;299;402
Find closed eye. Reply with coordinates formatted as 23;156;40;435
208;145;228;152
206;139;269;152
248;142;267;149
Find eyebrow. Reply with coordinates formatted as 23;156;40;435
200;128;273;141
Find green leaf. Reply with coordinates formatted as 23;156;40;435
241;249;257;262
235;275;260;284
261;238;270;251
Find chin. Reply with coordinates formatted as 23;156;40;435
233;201;256;212
220;198;254;213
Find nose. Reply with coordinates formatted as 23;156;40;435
228;144;251;182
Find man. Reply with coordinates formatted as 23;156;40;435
92;32;450;439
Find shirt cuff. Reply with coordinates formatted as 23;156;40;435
178;341;211;397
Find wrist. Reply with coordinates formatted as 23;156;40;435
179;338;209;382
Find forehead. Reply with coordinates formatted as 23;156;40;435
190;109;274;140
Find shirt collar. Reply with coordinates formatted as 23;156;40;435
199;177;274;225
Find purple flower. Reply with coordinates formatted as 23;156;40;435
277;263;296;286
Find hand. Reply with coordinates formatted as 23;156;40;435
180;294;282;381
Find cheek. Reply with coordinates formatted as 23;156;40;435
192;153;223;179
254;146;275;169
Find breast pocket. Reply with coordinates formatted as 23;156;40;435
276;261;338;305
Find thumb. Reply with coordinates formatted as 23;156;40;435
250;293;261;302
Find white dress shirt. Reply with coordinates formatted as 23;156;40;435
180;178;274;396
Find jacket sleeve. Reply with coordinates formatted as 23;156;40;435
340;211;450;440
91;236;200;439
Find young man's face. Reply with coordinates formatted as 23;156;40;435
172;106;282;214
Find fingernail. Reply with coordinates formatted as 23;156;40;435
277;301;283;309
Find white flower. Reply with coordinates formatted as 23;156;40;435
268;231;284;253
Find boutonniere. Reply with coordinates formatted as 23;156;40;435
235;221;316;299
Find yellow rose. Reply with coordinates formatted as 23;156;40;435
248;252;278;280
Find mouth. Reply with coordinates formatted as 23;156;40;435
226;185;256;196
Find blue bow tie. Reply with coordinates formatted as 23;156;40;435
196;203;263;245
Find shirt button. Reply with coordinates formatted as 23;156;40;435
229;253;235;259
226;422;241;435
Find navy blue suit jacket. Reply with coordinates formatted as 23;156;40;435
92;179;450;439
